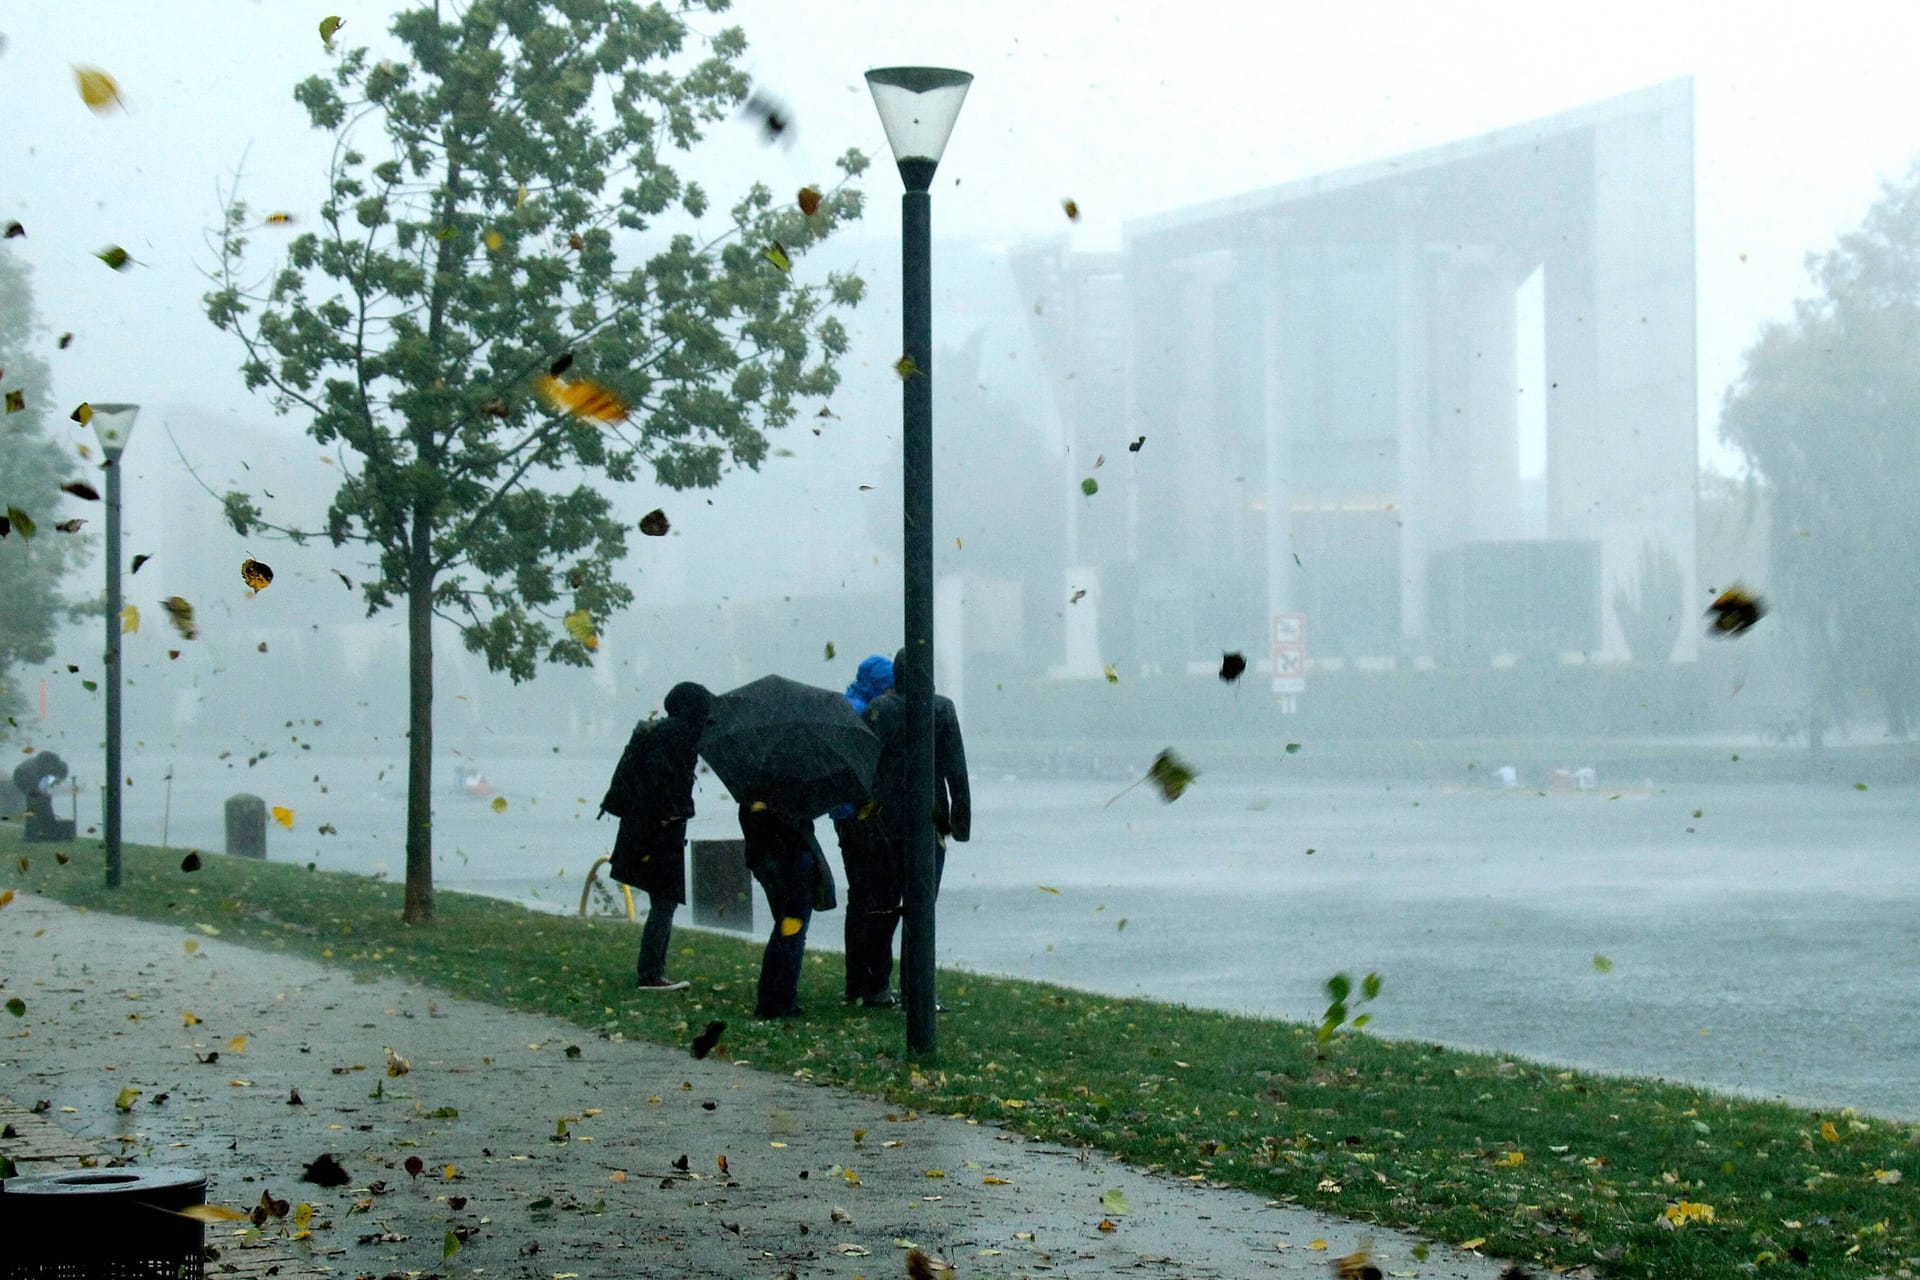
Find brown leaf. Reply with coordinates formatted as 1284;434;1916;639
60;481;101;501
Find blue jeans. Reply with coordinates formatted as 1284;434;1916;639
752;859;813;1017
636;890;677;983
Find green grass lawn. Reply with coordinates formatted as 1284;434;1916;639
3;826;1914;1280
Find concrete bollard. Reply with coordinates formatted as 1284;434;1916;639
689;839;754;932
225;793;267;859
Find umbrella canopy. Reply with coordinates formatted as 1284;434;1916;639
700;675;882;819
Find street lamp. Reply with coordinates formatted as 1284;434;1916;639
866;66;971;1055
90;402;139;889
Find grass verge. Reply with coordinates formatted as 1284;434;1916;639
3;827;1914;1280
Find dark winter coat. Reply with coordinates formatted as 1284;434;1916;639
862;685;971;844
606;682;712;902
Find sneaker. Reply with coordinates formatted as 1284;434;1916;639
637;977;691;992
860;989;900;1009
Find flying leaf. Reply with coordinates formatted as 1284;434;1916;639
4;391;21;414
639;508;670;536
241;557;274;592
1146;748;1196;802
797;187;823;216
130;554;152;574
1062;197;1081;221
1333;1247;1382;1280
563;608;598;652
1705;584;1766;637
7;507;35;540
271;806;294;829
547;351;575;377
1592;953;1613;973
263;212;297;226
824;641;836;660
1037;884;1061;894
114;1087;140;1111
225;1033;249;1054
95;246;131;271
61;480;100;501
1100;1187;1132;1215
171;1204;251;1223
0;890;12;910
3;221;21;238
55;519;85;534
74;66;123;112
1080;477;1098;496
536;373;628;424
484;229;504;252
893;354;920;379
70;402;93;425
163;596;198;640
58;333;74;349
1285;742;1302;754
1103;663;1119;684
690;1020;726;1059
180;852;201;872
490;795;507;813
442;1231;461;1261
120;604;139;633
303;1153;350;1187
182;1011;199;1026
1219;652;1247;683
318;16;344;48
763;242;792;272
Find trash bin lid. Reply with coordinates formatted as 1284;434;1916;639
0;1166;206;1196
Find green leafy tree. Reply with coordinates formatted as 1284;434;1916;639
0;250;94;738
1720;162;1920;741
205;0;866;922
1610;538;1683;665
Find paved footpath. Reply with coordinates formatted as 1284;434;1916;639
1;892;1518;1280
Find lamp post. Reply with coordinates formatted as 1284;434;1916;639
866;66;971;1055
90;403;139;889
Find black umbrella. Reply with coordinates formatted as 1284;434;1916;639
700;675;880;819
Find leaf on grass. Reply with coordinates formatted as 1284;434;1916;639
74;66;123;111
1100;1187;1132;1215
120;604;139;633
241;557;273;592
639;508;670;536
563;608;598;652
797;187;823;216
1458;1237;1486;1251
60;480;100;501
271;806;294;829
1660;1200;1715;1227
1820;1120;1839;1143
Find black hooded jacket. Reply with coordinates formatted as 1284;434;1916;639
607;682;712;901
863;655;970;844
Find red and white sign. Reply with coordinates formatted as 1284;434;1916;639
1270;613;1307;694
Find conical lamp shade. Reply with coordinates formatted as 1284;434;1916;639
866;67;972;187
88;403;140;460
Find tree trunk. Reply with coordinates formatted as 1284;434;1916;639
403;505;436;924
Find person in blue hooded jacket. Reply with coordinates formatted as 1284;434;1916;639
832;654;896;1005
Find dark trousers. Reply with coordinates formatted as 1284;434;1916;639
752;858;813;1017
837;818;896;1001
869;832;946;1001
636;890;677;983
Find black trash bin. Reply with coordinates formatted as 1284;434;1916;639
0;1165;207;1278
224;794;267;859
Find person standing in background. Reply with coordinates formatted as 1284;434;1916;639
832;653;895;1005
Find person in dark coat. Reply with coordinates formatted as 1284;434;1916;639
739;801;821;1019
831;654;894;1004
856;649;971;1008
12;752;68;825
603;682;712;991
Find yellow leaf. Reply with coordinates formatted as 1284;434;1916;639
516;184;529;208
484;229;505;252
1308;1239;1329;1251
74;66;123;112
763;242;792;272
442;1163;458;1179
183;939;198;954
1458;1237;1486;1251
241;557;274;592
1821;1120;1840;1143
182;1010;199;1026
491;795;508;813
114;1087;140;1110
70;402;94;425
1872;1168;1903;1185
1662;1200;1715;1226
293;1202;313;1228
120;604;139;633
271;806;295;829
1496;1150;1525;1166
318;15;344;48
779;916;803;937
225;1033;249;1053
1037;885;1061;894
893;354;920;379
981;1175;1009;1185
1097;1218;1116;1232
563;608;599;652
0;890;12;910
924;1169;945;1178
168;1204;251;1223
536;374;628;425
1103;663;1119;684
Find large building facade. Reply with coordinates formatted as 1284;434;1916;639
1013;79;1697;687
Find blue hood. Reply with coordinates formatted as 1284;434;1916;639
844;654;894;713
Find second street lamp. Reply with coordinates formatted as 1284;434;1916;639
865;66;971;1055
89;402;140;890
